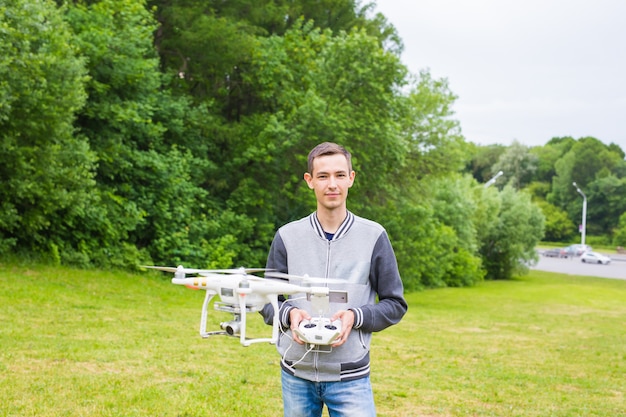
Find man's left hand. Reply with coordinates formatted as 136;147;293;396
330;309;354;347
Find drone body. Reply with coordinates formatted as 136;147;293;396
144;265;347;347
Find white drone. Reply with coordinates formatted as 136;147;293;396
143;265;347;346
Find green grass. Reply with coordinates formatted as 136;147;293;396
1;263;624;416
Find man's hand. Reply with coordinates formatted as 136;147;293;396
289;308;311;345
330;309;355;347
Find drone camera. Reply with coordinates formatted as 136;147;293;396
220;319;242;336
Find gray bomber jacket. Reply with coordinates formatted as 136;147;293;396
260;211;407;382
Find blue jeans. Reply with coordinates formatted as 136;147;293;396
281;369;376;417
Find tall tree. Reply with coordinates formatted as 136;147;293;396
570;137;622;188
65;0;223;266
549;137;625;232
529;137;574;184
535;201;575;242
400;71;468;180
493;140;537;190
479;186;544;280
0;0;95;260
585;175;626;236
613;212;626;247
466;143;506;183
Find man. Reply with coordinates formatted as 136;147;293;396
261;142;407;417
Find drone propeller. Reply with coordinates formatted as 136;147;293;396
264;271;344;285
142;265;191;273
142;265;273;275
202;267;274;275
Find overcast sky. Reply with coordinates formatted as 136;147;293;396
373;0;626;149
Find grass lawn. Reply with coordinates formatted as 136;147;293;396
0;263;624;416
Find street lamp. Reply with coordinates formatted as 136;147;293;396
572;182;587;246
484;171;504;188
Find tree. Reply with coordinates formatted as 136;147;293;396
529;137;573;184
479;186;544;280
548;137;625;233
613;212;626;247
400;71;468;180
419;175;485;287
493;140;538;190
535;201;575;242
386;202;461;290
1;0;552;286
466;143;506;183
65;0;225;266
585;175;626;236
0;0;97;260
547;149;575;209
215;20;411;224
570;137;622;188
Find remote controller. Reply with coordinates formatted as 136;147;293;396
294;317;342;346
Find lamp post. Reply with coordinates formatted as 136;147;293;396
485;171;504;188
572;182;587;246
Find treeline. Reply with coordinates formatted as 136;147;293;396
4;0;608;290
468;138;626;246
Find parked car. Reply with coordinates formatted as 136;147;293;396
580;251;611;265
564;244;593;257
543;248;568;258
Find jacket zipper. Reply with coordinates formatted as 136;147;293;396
325;239;332;278
314;239;333;382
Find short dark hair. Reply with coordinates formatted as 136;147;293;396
307;142;352;174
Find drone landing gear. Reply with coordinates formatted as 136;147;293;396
198;291;279;346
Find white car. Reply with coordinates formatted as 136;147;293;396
580;251;611;265
565;244;593;256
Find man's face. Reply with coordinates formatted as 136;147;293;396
304;153;355;212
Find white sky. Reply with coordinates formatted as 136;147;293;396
373;0;626;149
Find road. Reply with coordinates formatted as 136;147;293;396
531;252;626;280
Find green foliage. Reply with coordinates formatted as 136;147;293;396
400;70;468;179
479;186;545;280
529;138;570;183
386;175;488;290
612;212;626;247
426;175;479;250
64;0;232;267
492;140;538;189
524;180;551;200
570;137;623;187
0;0;95;259
387;203;454;290
153;2;259;105
207;20;411;226
1;0;580;288
149;0;401;103
541;137;626;239
466;143;506;183
585;175;626;236
535;200;575;242
472;136;626;245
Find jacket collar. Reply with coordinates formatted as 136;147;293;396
309;211;355;241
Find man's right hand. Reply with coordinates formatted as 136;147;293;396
289;308;311;344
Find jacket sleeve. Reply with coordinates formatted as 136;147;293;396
350;231;408;333
259;231;296;328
